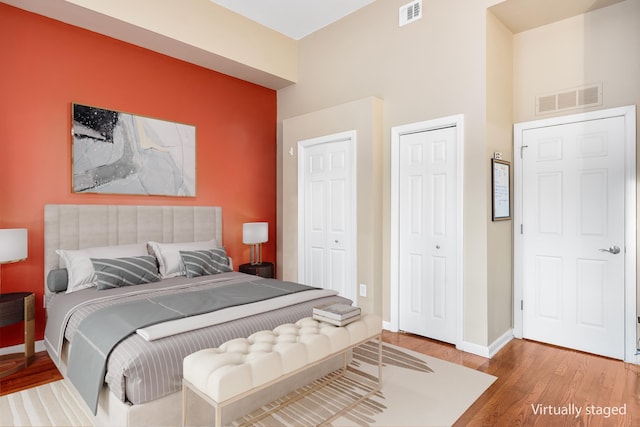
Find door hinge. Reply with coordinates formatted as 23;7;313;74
521;300;523;311
520;224;523;234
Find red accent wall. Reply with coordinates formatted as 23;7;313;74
0;4;277;347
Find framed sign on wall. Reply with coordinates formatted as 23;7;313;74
491;158;511;221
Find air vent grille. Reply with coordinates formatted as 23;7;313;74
535;83;602;115
399;0;422;27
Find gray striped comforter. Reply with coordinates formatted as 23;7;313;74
44;272;351;405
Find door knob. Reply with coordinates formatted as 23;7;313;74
599;245;621;255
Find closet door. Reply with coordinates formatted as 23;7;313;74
398;126;457;344
299;131;356;303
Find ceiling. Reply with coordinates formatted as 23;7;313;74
210;0;627;38
209;0;376;40
489;0;626;33
1;0;628;89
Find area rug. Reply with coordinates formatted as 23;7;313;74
0;380;92;427
0;343;495;427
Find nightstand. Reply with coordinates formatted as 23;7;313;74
239;262;274;279
0;292;35;378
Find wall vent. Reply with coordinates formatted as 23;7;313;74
535;83;602;115
399;0;422;27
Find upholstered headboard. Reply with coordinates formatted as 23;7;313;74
44;204;223;301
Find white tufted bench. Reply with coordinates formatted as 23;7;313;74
182;314;382;427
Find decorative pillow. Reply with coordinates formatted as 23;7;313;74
209;247;233;272
91;255;161;290
179;248;233;278
47;268;69;293
147;240;218;278
56;243;148;293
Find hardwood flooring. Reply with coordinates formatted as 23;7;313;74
1;333;639;426
0;351;62;396
383;331;640;427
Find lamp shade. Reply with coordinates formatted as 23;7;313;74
242;222;268;244
0;228;28;264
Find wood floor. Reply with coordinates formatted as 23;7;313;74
0;351;62;396
383;332;640;427
1;333;639;426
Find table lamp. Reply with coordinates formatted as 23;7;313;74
242;222;268;265
0;228;28;267
0;227;28;294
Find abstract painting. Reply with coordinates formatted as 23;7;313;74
72;103;196;196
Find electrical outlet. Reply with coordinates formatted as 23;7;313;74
359;283;367;297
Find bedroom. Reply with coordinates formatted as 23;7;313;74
1;0;639;425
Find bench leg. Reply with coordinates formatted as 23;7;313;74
320;334;383;426
215;406;222;427
183;380;224;427
377;333;383;387
182;384;187;427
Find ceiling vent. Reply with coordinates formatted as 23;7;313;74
399;0;422;27
535;83;602;115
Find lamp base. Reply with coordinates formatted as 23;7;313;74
249;243;263;265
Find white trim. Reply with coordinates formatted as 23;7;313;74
390;114;464;347
513;105;637;363
458;329;514;359
0;339;46;356
297;130;357;303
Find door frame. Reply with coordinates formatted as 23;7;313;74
513;105;637;363
297;130;357;303
389;114;464;348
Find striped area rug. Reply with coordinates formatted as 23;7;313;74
0;380;92;427
0;343;496;427
234;342;496;427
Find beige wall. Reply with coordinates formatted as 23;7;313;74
65;0;297;81
486;12;515;344
281;97;384;315
513;0;640;342
513;0;639;124
277;0;495;347
2;0;298;89
277;0;638;351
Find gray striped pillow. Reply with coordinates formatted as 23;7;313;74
91;255;161;290
180;248;232;278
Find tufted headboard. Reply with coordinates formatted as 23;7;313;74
44;204;222;301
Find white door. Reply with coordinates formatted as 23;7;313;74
521;116;625;359
298;132;356;303
397;126;458;344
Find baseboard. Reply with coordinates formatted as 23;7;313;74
383;323;513;359
0;339;45;356
457;329;513;359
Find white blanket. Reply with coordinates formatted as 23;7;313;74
136;289;338;341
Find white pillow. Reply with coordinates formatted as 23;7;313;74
147;240;218;279
56;243;148;293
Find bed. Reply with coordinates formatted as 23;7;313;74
42;204;351;426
